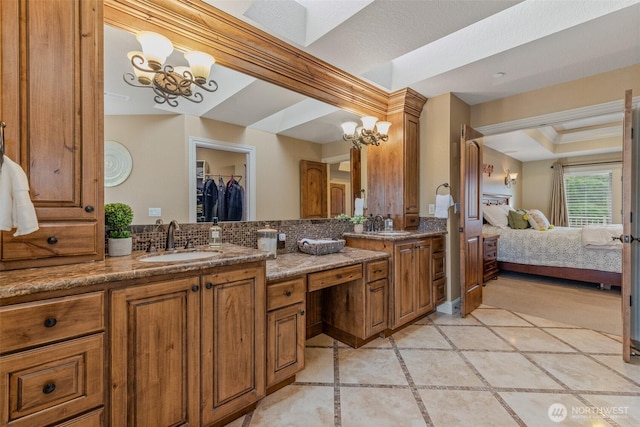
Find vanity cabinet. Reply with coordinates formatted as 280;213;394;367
110;263;265;427
266;277;306;390
0;293;106;427
0;0;104;270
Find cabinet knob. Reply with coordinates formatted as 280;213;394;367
191;285;199;292
337;274;343;279
44;317;57;328
84;205;94;213
42;383;56;394
300;310;305;316
205;282;213;289
284;290;292;297
47;236;58;245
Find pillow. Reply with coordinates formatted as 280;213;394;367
527;209;551;230
508;209;530;229
482;204;511;228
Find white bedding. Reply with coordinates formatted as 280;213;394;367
482;224;622;273
581;224;623;249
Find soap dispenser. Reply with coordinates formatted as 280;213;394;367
209;217;222;247
384;214;393;231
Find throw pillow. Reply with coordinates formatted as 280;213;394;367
527;209;551;230
508;209;530;229
482;204;511;228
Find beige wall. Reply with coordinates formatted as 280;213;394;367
482;147;522;208
105;114;323;223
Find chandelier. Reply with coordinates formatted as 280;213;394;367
124;31;218;107
341;116;391;150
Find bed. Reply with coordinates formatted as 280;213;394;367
482;194;622;287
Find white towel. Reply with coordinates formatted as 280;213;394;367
354;198;364;216
435;194;454;219
0;155;39;236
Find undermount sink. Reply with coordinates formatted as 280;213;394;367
373;231;411;236
139;250;222;263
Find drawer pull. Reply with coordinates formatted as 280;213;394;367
42;383;56;394
337;274;343;279
205;282;213;289
375;269;383;274
47;236;58;245
84;205;94;213
300;310;305;316
284;290;292;297
191;285;199;292
44;317;57;328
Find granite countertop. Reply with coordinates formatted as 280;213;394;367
0;243;268;300
266;246;390;282
342;230;446;241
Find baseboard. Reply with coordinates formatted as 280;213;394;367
437;298;460;315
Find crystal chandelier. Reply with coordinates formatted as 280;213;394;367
123;31;218;107
341;116;392;150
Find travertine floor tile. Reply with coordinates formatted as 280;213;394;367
500;392;606;427
580;394;640;427
296;347;334;383
491;326;576;352
306;333;334;347
544;328;622;354
530;353;640;393
429;311;482;326
516;312;577;328
463;351;563;389
340;387;426;427
471;308;533;326
339;348;407;385
392;325;451;349
591;355;640;383
249;385;334;427
438;325;513;350
401;349;484;387
420;389;519;426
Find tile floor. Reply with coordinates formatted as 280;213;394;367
228;305;640;427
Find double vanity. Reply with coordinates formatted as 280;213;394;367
0;230;445;427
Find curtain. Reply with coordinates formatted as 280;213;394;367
550;161;568;226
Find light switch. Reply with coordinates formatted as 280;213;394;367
428;204;435;214
149;207;161;217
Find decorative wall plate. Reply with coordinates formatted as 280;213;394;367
104;140;133;187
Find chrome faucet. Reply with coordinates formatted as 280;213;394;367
166;220;180;250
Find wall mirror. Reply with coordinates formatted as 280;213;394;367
103;25;366;224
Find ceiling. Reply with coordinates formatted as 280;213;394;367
104;0;640;162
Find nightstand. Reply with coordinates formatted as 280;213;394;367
482;234;499;284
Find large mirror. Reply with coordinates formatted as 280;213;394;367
104;25;366;224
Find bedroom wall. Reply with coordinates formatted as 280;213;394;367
522;152;623;223
482;146;522;208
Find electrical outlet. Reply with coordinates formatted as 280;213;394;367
149;207;161;217
278;233;286;241
428;204;435;214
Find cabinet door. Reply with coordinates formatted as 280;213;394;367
416;240;433;315
111;277;200;427
267;302;305;388
393;241;416;328
366;279;388;336
403;114;420;216
201;267;265;425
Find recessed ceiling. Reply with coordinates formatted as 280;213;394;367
104;0;640;160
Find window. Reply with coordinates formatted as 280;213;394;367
564;170;613;227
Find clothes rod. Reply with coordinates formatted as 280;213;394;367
550;160;622;168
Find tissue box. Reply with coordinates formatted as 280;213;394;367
297;238;345;255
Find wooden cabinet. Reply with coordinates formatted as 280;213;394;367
366;89;427;230
483;234;500;283
0;293;106;427
345;234;445;333
266;277;306;390
432;236;447;305
0;0;104;270
111;263;265;427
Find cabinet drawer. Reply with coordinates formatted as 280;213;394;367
404;214;420;228
0;334;104;427
267;278;306;311
432;251;445;280
432;236;445;253
1;222;98;261
0;292;105;353
55;408;103;427
434;278;446;303
366;259;388;282
484;249;497;261
308;264;362;292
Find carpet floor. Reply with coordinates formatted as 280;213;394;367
482;271;622;336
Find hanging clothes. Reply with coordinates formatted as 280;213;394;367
225;177;244;221
217;176;226;221
202;178;218;222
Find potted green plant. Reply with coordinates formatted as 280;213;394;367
105;202;134;256
350;214;366;233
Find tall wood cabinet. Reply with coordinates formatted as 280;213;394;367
366;89;427;230
0;0;104;270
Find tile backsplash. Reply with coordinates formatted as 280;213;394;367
123;217;447;254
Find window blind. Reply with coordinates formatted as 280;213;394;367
563;171;613;227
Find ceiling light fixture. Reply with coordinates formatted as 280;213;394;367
341;116;391;150
124;31;218;107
